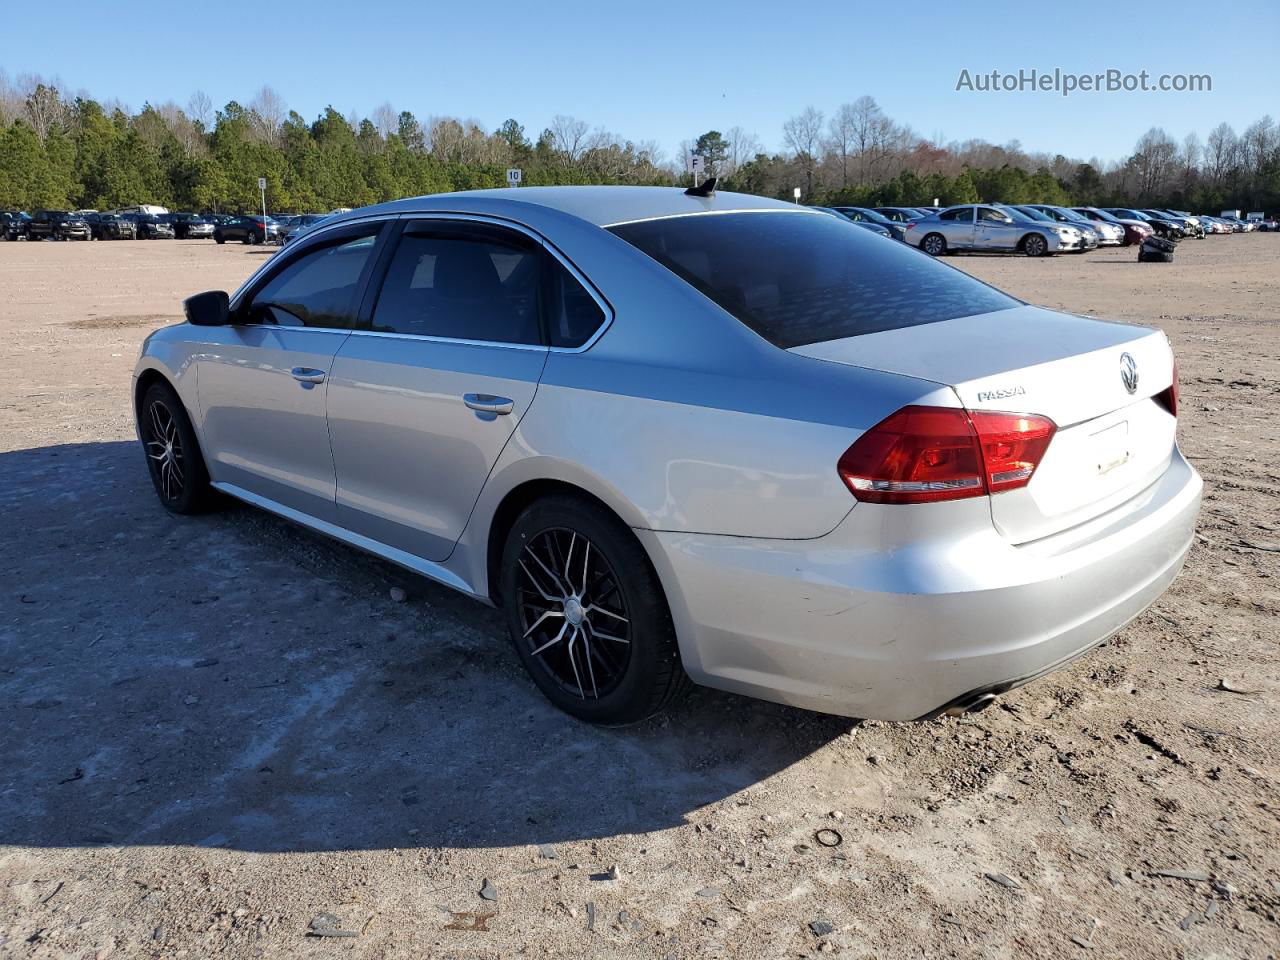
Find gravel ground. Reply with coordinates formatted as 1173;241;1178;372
1;235;1277;959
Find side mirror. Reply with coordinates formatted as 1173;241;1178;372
184;290;230;327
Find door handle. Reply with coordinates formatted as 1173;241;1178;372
463;393;514;415
291;367;326;384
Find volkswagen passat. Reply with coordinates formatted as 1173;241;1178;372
906;204;1083;256
133;186;1201;724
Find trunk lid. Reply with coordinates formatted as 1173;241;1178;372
792;305;1178;543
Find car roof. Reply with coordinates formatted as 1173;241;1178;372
323;185;802;229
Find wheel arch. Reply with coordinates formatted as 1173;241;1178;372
481;476;644;606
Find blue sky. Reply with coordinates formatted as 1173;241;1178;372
5;0;1276;164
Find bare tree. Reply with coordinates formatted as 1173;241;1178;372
372;101;397;138
826;104;859;187
1204;122;1238;186
249;86;286;146
187;90;212;129
19;74;68;140
549;114;590;167
783;106;824;195
722;126;761;179
0;69;22;127
1128;127;1179;199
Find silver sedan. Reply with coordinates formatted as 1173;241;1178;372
906;204;1083;256
133;187;1201;723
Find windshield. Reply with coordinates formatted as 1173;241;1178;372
608;211;1020;349
1014;206;1053;221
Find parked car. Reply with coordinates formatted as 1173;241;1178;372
1014;205;1101;250
832;206;908;241
162;213;215;239
1156;210;1205;239
85;212;138;240
1195;215;1230;236
1106;209;1184;240
28;210;91;241
1;210;30;240
1029;205;1123;246
1071;207;1151;246
213;215;278;244
281;213;332;245
873;207;928;224
133;186;1200;724
1141;209;1198;239
816;207;893;239
122;213;176;239
907;204;1082;256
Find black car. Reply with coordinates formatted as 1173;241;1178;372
832;206;908;241
162;212;215;239
1;211;30;240
122;213;176;239
213;215;278;245
84;212;137;240
28;210;91;241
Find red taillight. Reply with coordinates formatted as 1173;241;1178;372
1155;358;1179;417
838;405;1056;504
905;221;917;230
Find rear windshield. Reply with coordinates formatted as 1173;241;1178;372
607;211;1020;348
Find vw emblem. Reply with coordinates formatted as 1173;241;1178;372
1119;352;1139;394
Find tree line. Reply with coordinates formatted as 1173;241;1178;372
1;74;1276;216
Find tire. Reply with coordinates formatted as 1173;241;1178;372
499;494;690;724
214;232;225;244
138;381;218;515
920;233;946;256
244;231;258;245
1023;233;1049;257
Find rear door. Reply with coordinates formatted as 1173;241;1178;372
975;207;1018;250
326;218;567;561
938;206;976;248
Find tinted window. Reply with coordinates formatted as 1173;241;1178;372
938;207;971;222
547;264;606;348
370;228;542;344
977;207;1008;223
608;211;1020;349
247;228;380;329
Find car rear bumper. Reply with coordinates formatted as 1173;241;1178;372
642;449;1201;721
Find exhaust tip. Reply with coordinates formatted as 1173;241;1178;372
943;692;997;718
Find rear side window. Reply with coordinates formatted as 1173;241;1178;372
371;228;542;344
608;211;1019;348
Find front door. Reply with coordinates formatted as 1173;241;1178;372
196;222;386;521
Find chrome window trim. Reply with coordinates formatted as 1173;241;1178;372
230;210;617;354
228;214;396;312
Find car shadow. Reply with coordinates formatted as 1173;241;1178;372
1;441;850;854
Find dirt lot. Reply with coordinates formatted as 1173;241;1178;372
1;234;1277;960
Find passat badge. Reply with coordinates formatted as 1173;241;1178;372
1119;352;1138;395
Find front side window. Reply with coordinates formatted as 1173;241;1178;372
370;227;543;344
977;207;1008;223
245;227;380;329
609;210;1020;349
